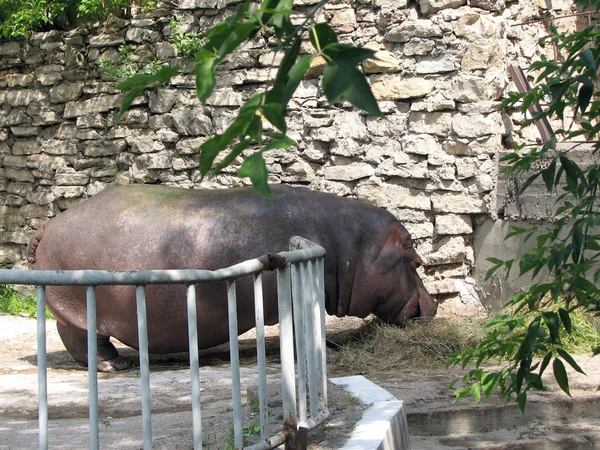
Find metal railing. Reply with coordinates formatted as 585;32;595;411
0;236;329;450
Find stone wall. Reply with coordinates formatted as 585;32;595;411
0;0;580;314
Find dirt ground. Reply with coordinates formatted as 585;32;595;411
2;312;600;449
0;313;369;449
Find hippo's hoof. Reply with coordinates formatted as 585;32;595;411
97;355;133;372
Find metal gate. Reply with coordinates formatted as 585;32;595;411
0;236;329;450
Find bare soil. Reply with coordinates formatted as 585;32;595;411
0;313;368;449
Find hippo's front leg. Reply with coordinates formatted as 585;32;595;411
56;321;132;372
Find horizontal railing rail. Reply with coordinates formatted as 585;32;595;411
0;235;329;450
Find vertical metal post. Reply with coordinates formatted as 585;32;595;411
301;262;318;419
253;273;269;441
317;258;328;412
227;280;243;449
36;285;48;450
277;266;297;428
291;263;308;425
86;286;99;450
135;285;152;449
187;284;203;450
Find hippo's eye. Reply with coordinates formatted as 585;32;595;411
410;258;422;271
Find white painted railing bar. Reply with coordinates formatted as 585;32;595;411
310;259;326;413
135;285;152;450
227;280;244;449
277;266;297;428
36;285;48;450
291;263;308;426
302;262;319;419
317;258;328;412
4;236;329;450
85;286;99;450
253;272;269;442
186;284;203;450
0;242;325;287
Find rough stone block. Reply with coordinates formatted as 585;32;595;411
5;168;35;182
409;111;453;136
452;112;504;138
419;0;466;14
431;194;487;213
89;34;125;48
53;186;86;198
419;236;466;265
50;82;84;103
82;140;128;157
6;90;46;107
171;108;212;136
42;140;78;156
357;184;431;210
386;20;443;42
435;214;473;235
55;168;90;186
371;76;436;101
415;58;456;74
12;140;41;155
324;164;374;181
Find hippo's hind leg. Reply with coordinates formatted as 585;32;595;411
56;321;132;372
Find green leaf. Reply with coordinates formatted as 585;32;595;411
309;22;338;52
261;135;297;152
556;349;585;375
541;160;556;192
216;19;260;62
577;84;594;115
517;391;527;414
115;66;180;123
194;49;217;103
211;139;251;175
238;152;276;198
199;93;264;174
572;225;584;263
542;311;560;343
282;54;315;108
115;87;144;124
261;103;286;132
525;372;544;390
322;62;382;117
539;352;552;376
485;258;504;280
560;155;583;183
267;37;301;104
553;358;570;396
520;171;541;193
321;43;377;67
558;308;572;334
470;383;481;402
505;226;528;240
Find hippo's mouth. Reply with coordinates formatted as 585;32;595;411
380;287;437;326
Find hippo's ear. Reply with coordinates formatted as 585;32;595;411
376;226;413;270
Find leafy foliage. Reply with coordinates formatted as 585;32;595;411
0;0;159;38
116;0;382;195
169;18;206;57
0;285;53;319
97;44;163;81
448;0;600;411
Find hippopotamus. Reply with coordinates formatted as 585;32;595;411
26;184;436;371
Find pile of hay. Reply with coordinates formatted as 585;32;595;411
333;317;486;373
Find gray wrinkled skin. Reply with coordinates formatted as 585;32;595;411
28;184;436;371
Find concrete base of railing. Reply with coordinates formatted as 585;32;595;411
330;375;410;450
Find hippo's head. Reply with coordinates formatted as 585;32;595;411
347;223;437;324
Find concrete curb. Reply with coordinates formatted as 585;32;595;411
330;375;410;450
